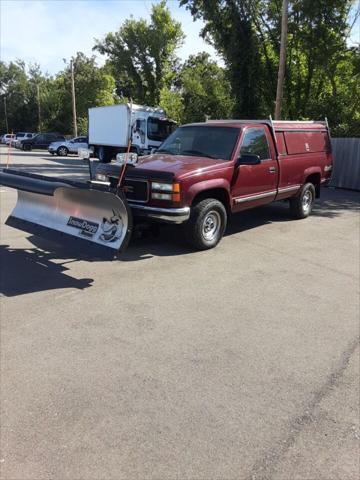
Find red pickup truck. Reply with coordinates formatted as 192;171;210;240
95;119;333;250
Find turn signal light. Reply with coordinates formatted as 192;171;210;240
172;193;181;202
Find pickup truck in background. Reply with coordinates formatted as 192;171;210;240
88;103;177;162
95;119;333;250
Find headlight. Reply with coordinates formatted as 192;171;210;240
95;173;109;182
116;152;138;165
78;148;91;159
151;182;181;202
151;192;172;200
151;182;173;192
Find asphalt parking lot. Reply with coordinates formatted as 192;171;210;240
0;145;359;480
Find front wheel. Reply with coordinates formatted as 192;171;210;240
57;146;68;156
289;182;315;219
184;198;227;250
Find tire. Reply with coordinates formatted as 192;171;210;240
57;146;68;156
289;182;316;219
184;198;227;250
98;146;112;163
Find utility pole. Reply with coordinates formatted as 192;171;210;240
274;0;289;120
70;59;78;137
4;97;9;132
36;84;42;132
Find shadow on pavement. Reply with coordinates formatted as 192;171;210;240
0;244;93;297
312;187;360;218
2;188;359;270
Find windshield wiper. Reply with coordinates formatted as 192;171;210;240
182;149;219;160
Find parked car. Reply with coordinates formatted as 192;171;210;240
94;119;333;250
1;134;16;145
11;132;35;147
17;133;65;151
48;136;88;156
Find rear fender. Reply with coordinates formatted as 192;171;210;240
302;167;321;184
303;167;322;197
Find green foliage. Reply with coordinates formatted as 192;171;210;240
181;0;360;135
159;87;184;123
94;0;184;105
180;0;266;117
77;116;88;136
0;1;358;136
179;53;235;123
0;53;116;135
159;53;235;124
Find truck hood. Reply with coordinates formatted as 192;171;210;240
135;153;231;179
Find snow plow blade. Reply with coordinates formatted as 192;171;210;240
0;169;132;259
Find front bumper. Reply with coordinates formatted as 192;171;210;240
128;203;190;224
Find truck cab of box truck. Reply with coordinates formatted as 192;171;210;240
88;103;176;163
95;119;333;250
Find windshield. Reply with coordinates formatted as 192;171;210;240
157;125;240;160
147;117;176;142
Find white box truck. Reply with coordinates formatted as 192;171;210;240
88;103;176;162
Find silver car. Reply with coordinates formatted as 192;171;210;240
48;136;88;156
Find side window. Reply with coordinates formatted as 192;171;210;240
35;135;44;143
240;128;270;160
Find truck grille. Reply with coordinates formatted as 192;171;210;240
123;178;149;203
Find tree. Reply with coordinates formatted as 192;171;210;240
159;87;184;123
0;53;117;134
180;0;266;117
159;52;235;124
45;52;117;134
181;0;359;134
180;53;235;122
94;0;184;105
274;0;288;119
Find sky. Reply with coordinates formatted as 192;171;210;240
1;0;359;76
0;0;220;75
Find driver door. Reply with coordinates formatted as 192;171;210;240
232;127;278;211
34;134;45;148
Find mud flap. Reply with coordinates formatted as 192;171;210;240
0;169;132;259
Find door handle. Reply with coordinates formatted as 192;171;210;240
269;167;276;173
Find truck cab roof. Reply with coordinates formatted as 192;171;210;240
205;119;328;131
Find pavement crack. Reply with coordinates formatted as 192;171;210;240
247;336;360;480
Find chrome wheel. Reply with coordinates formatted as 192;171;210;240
202;210;221;241
58;147;67;156
302;190;313;214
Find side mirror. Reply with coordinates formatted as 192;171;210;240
236;154;261;166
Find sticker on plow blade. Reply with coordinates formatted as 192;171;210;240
6;186;132;257
67;216;99;238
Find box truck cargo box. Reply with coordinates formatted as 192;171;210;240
88;103;176;162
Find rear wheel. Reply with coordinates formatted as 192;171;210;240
184;198;227;250
57;146;68;156
289;182;315;219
